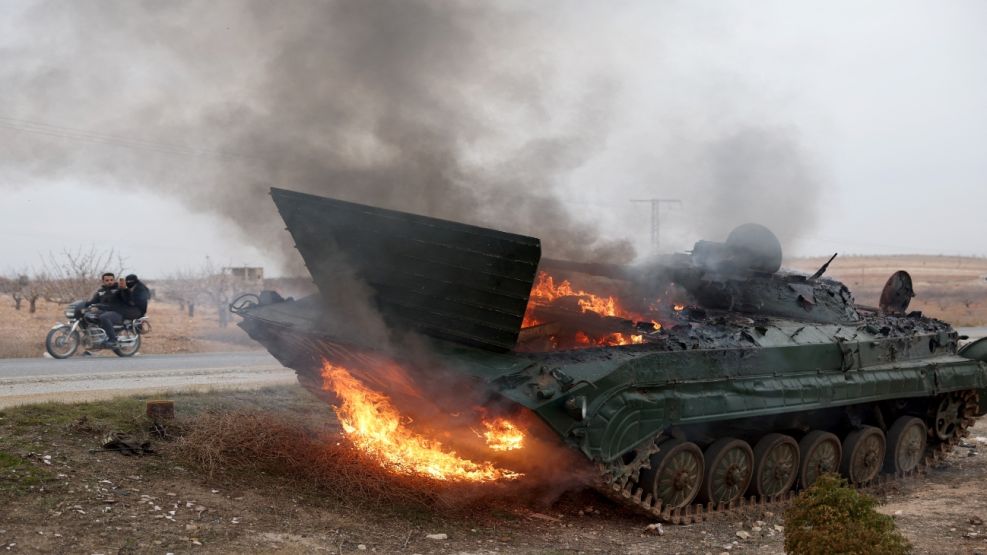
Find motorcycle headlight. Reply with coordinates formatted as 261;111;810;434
64;309;75;319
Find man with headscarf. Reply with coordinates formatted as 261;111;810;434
117;274;150;320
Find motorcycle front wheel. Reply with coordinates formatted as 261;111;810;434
112;330;141;357
45;327;80;359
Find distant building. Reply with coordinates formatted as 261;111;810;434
223;266;264;282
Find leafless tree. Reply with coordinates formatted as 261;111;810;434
160;259;258;326
196;258;250;328
0;272;46;313
0;274;27;310
36;247;126;304
158;268;199;317
21;274;44;313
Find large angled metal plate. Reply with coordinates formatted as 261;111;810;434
271;187;540;352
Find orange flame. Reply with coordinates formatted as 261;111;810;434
673;304;685;312
524;272;638;321
482;418;525;451
321;362;521;482
599;333;643;346
521;312;542;328
577;296;618;317
567;332;645;347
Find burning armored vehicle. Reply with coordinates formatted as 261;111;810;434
233;187;987;522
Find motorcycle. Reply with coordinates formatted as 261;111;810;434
45;300;150;359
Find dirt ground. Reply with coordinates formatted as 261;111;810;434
0;298;257;359
3;386;987;554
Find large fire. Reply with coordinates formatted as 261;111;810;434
321;361;522;482
522;271;639;326
481;418;525;451
514;269;676;352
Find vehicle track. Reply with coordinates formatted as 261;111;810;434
597;390;979;524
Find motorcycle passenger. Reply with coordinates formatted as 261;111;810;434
118;274;150;320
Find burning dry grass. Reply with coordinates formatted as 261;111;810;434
174;410;525;513
320;362;523;483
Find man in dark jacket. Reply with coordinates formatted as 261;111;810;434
85;272;119;308
94;274;149;348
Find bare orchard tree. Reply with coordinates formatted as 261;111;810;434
0;272;47;313
159;268;199;317
37;248;125;304
21;273;45;313
198;258;238;328
160;259;257;327
0;274;28;310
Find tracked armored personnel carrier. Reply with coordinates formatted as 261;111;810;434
234;188;987;522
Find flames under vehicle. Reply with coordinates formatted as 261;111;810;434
233;187;987;522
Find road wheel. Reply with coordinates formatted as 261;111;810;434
798;430;842;488
884;416;927;474
750;433;799;498
638;439;704;510
700;438;753;505
933;393;965;441
45;327;79;359
841;426;886;485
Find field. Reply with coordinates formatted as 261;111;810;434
1;386;987;554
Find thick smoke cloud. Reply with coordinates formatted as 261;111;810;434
0;0;636;270
0;1;828;270
701;126;820;244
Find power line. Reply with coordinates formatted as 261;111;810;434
630;198;682;249
0;114;254;161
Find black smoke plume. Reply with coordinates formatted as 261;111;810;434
0;0;635;271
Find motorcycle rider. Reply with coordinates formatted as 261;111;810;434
84;273;119;308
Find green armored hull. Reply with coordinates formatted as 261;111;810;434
235;188;987;520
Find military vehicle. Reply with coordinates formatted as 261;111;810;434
233;187;987;522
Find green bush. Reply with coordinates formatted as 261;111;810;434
784;474;910;555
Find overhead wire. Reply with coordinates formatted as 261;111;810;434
0;114;254;161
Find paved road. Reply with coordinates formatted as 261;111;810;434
0;351;295;408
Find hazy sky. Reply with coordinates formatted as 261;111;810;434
1;1;985;277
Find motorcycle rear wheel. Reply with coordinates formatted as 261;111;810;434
112;331;141;357
46;327;80;359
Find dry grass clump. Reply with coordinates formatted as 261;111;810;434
173;410;515;512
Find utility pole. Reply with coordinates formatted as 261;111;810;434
630;198;682;250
